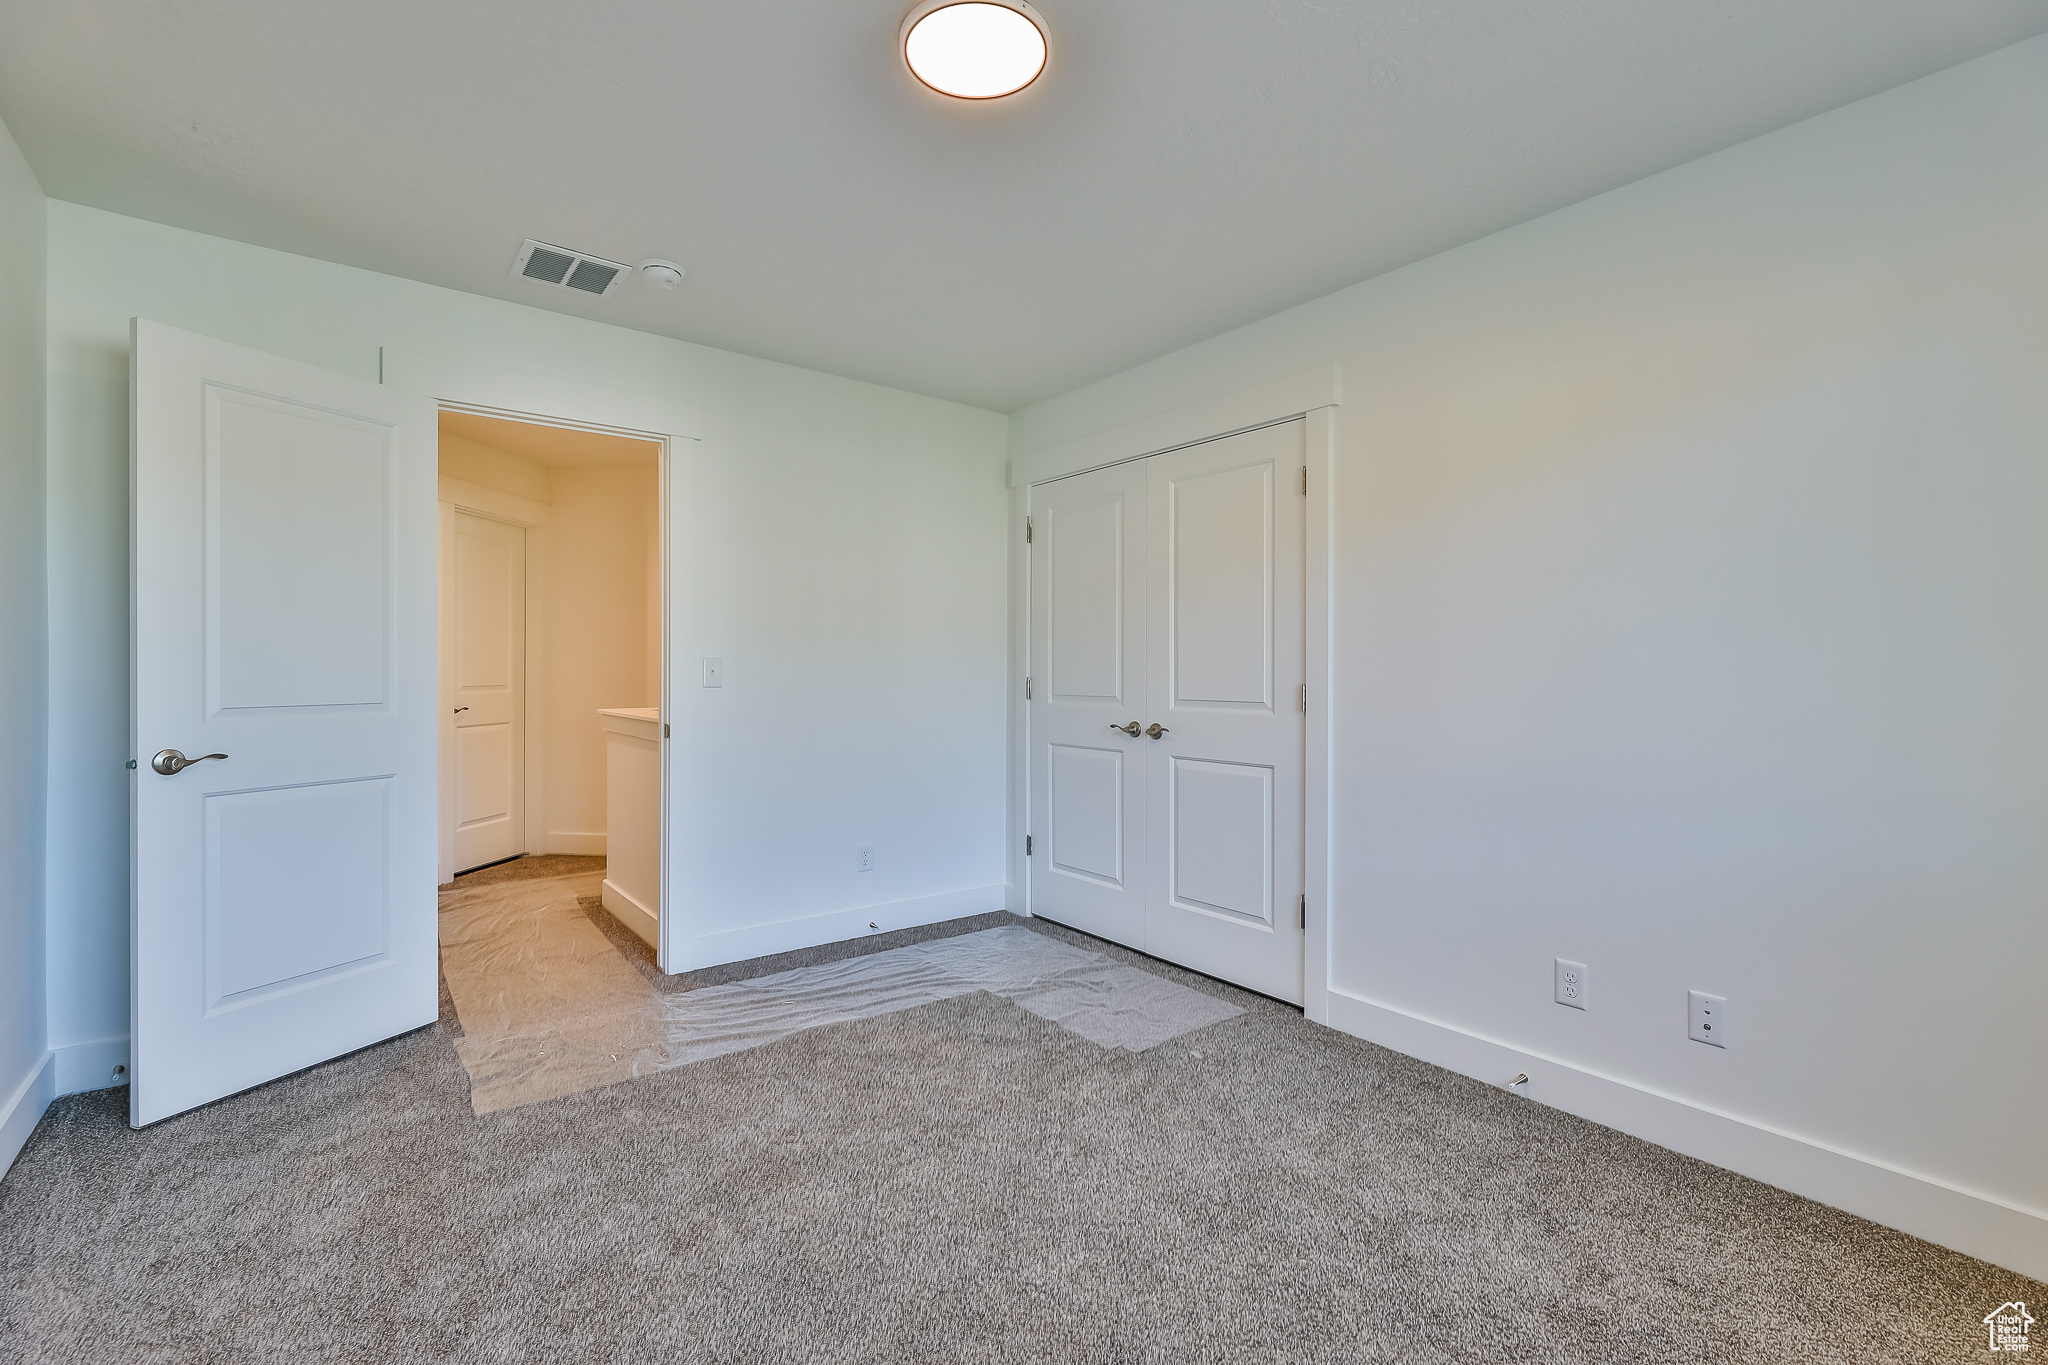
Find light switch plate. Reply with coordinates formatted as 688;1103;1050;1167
1554;958;1588;1010
701;657;723;688
1689;990;1729;1047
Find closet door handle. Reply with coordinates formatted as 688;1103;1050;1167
1145;723;1169;739
1110;721;1141;737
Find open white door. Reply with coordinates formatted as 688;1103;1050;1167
131;319;440;1127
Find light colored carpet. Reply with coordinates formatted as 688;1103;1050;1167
0;891;2036;1362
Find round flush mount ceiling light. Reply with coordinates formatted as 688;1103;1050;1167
902;1;1047;100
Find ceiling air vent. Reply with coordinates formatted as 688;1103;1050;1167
510;239;629;298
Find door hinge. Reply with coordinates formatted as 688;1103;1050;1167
1298;894;1306;929
1301;466;1308;496
1299;683;1307;713
1025;676;1033;700
1025;516;1033;544
1025;834;1033;856
664;723;671;738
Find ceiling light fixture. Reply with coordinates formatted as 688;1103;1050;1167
901;1;1047;100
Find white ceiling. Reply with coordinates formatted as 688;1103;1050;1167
2;2;2044;412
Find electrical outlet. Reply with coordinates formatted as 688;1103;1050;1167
1689;990;1729;1048
701;657;723;688
855;844;875;873
1554;958;1589;1010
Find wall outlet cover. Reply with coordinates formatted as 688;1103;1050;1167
856;843;875;873
1554;958;1588;1010
1689;990;1729;1047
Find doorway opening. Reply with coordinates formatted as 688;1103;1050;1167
435;408;666;959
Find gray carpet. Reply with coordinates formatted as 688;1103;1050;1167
1;896;2036;1363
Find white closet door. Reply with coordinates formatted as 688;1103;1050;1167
130;319;439;1127
1027;458;1150;948
1142;420;1306;1002
449;511;527;872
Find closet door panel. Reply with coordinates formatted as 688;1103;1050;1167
1143;420;1307;1002
1027;460;1150;947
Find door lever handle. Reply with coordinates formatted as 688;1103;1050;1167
151;749;227;776
453;706;469;714
1110;721;1141;737
1145;723;1169;739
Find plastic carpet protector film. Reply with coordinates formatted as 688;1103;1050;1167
438;872;1246;1114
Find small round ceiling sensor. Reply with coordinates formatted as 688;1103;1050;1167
902;1;1047;100
638;259;685;290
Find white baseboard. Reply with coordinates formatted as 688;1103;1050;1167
599;878;660;950
546;832;607;856
0;1052;54;1179
669;884;1007;971
54;1036;129;1096
0;1038;123;1178
1325;988;2048;1283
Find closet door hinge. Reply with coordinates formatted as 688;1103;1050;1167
1299;683;1307;713
1025;516;1033;543
1025;676;1033;700
1301;466;1308;495
1026;834;1033;856
1298;894;1306;929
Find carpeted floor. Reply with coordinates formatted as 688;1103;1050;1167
0;862;2035;1363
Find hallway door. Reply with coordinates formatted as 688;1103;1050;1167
447;511;527;872
131;319;439;1127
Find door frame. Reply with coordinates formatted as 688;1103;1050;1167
1008;364;1339;1023
383;348;700;972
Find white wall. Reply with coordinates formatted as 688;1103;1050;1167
542;463;658;851
0;113;50;1171
644;487;661;704
440;428;552;504
1011;37;2048;1276
46;202;1009;1062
